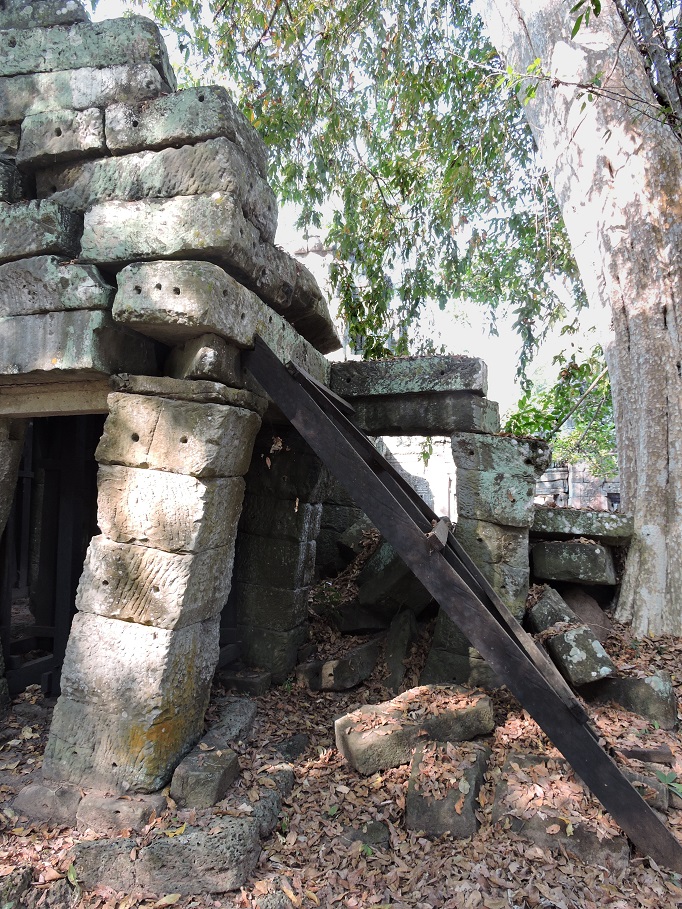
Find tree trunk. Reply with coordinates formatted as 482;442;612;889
474;0;682;635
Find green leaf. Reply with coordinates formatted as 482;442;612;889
66;865;79;887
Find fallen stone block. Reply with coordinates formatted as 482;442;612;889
13;782;82;826
531;506;634;545
1;16;176;88
165;334;243;387
228;582;309;632
97;466;245;553
337;514;375;558
350;393;500;435
455;518;529;569
17;108;105;169
406;742;490;837
0;255;113;318
383;610;419;692
170;744;240;809
560;587;612;643
216;667;272;696
113;258;339;360
622;769;669;811
297;638;382;691
0;160;22;202
526;585;575;630
420;610;472;685
532;541;617;585
96;392;261;478
329;599;392;634
451;432;551;476
237;623;308;683
0;0;89;29
239;495;322;543
356;541;433;622
233;534;316;589
76;535;236;629
251;787;282;838
335;686;494;775
40;137;277;242
0;865;33;907
0;310;158;384
455;467;537;528
0;64;171;123
68;839;137;893
205;695;258;746
81;194;339;353
76;792;162;834
583;672;678;729
0;199;81;263
105;85;269;179
330;355;488;397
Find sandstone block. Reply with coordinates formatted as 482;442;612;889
0;160;22;201
0;64;170;123
384;610;419;692
239;495;322;542
13;782;82;826
451;432;551;476
584;672;678;729
479;560;529;617
560;587;612;643
205;695;258;746
97;466;245;553
96;393;261;478
0;199;80;263
297;639;382;691
420;610;471;684
110;373;268;414
76;535;236;629
113;257;337;363
532;541;617;585
330;355;488;397
246;429;328;501
531;506;634;545
105;85;269;179
335;686;494;775
455;467;537;528
0;255;113;317
165;334;243;387
455;518;529;568
1;16;176;88
229;582;309;631
0;310;158;384
0;0;88;30
81;194;340;354
76;793;160;834
526;586;576;631
357;541;433;621
238;624;308;682
216;667;272;696
233;534;315;589
0;123;20;157
545;626;616;687
351;392;500;435
39;136;276;241
17;107;105;168
406;742;490;837
170;744;239;808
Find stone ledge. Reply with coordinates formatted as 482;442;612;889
531;506;633;545
330;355;487;397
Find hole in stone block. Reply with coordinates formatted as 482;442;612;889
198;93;205;102
111;762;118;768
180;436;188;444
155;283;162;290
50;185;57;193
173;287;181;295
54;127;62;137
268;315;273;323
240;312;245;320
134;286;142;294
131;433;140;442
223;289;228;297
102;580;109;587
152;586;160;593
131;120;139;128
9;37;16;47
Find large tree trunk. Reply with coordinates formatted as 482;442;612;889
475;0;682;635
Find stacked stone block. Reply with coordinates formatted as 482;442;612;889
42;387;262;791
226;426;328;682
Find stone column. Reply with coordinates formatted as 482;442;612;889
43;384;261;792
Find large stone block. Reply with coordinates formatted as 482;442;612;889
80;194;340;354
0;160;22;201
246;427;328;502
105;85;269;179
531;506;634;545
229;581;309;631
76;535;236;629
165;334;243;387
350;393;500;435
1;16;176;89
0;64;170;123
0;255;113;317
330;355;488;397
455;467;537;528
0;309;158;384
0;123;20;157
238;623;308;682
17;108;105;169
478;560;529;617
233;534;316;588
0;199;81;263
532;541;617;585
44;615;219;791
39;137;277;242
97;466;245;553
239;495;322;542
113;258;337;365
455;518;529;568
111;373;267;415
357;541;433;621
170;744;240;809
451;432;551;476
96;393;261;478
0;0;89;30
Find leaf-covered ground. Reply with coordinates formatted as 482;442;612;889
2;621;682;909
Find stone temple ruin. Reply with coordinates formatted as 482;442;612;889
4;0;675;879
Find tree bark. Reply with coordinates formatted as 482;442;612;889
474;0;682;635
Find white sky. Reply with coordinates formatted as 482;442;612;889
91;0;598;418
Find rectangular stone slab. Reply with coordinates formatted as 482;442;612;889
239;495;322;542
531;540;617;585
237;623;308;683
0;0;89;30
76;535;236;629
1;16;176;89
228;581;309;631
454;518;529;568
0;200;81;263
38;137;277;242
97;465;245;553
0;160;22;202
0;309;158;384
531;506;634;545
455;467;537;528
104;85;269;179
330;355;488;397
112;259;337;367
43;626;218;791
80;194;340;355
17;108;105;169
0;64;171;123
110;374;267;415
95;393;261;478
232;533;315;589
0;255;113;317
350;392;500;435
0;124;20;157
451;431;551;477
